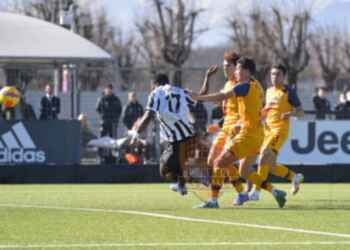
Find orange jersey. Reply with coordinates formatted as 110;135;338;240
265;83;301;131
233;79;264;132
221;80;239;131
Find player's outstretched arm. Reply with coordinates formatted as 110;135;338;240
129;111;155;144
199;65;218;95
132;110;155;134
190;90;234;103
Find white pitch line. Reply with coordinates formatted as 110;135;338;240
0;241;350;249
1;203;350;239
0;190;169;194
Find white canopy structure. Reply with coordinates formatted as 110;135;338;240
0;12;112;64
0;12;113;118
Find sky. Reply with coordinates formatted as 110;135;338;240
98;0;350;47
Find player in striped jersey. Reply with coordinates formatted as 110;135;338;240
130;73;198;195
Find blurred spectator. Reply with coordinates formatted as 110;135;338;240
211;102;224;126
191;101;208;134
313;87;331;120
78;113;97;147
39;84;60;120
20;98;36;120
335;92;346;119
122;91;144;130
96;84;122;164
335;91;350;119
96;84;122;138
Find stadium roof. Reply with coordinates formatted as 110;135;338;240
0;12;112;65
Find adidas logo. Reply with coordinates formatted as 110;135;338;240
0;122;46;163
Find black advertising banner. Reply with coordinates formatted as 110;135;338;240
0;120;80;165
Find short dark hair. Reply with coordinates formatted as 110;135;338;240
237;57;256;74
106;84;113;90
224;51;240;65
153;73;169;86
271;64;287;75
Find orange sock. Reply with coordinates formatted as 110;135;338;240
256;164;270;191
211;185;221;199
272;164;295;182
246;172;263;187
226;164;239;180
247;172;273;193
210;167;225;199
212;167;225;186
226;165;244;193
258;164;270;181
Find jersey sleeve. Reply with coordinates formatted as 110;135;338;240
286;86;302;108
146;90;159;112
232;82;250;97
183;89;196;106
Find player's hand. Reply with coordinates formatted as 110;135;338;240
128;130;140;146
205;65;218;78
280;112;291;120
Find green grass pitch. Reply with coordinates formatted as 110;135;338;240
0;183;349;250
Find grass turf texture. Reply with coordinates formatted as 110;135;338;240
0;183;349;250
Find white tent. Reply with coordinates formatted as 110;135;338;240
0;12;112;64
0;12;113;118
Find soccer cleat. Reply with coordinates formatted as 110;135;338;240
169;183;188;196
194;200;219;209
233;193;249;206
272;189;287;208
291;173;304;195
248;190;260;201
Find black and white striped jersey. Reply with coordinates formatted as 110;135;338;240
146;84;196;143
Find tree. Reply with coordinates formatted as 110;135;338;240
138;0;206;86
257;7;311;88
228;8;273;87
136;19;166;75
342;34;350;75
26;0;61;24
110;28;139;90
310;27;342;90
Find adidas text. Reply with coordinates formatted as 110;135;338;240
0;148;46;163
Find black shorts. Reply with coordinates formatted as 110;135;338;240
159;136;197;179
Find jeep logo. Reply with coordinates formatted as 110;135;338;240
291;122;350;155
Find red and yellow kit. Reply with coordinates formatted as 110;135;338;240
261;83;302;153
226;79;265;159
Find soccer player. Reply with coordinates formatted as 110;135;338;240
190;57;287;208
249;64;304;201
195;51;245;208
130;73;197;195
